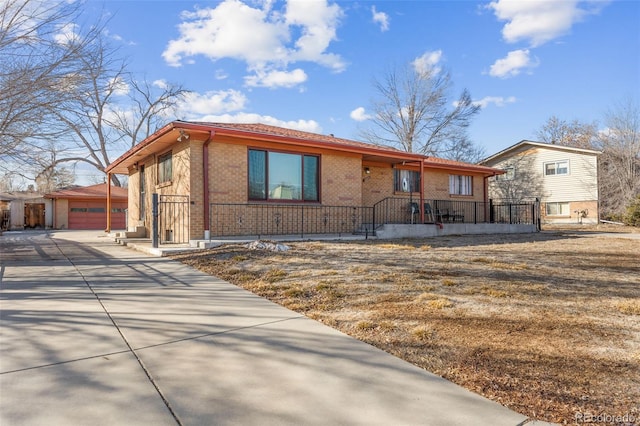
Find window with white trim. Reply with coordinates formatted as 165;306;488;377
449;175;473;196
546;202;570;216
496;166;515;181
544;160;568;176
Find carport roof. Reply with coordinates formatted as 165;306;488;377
45;183;127;200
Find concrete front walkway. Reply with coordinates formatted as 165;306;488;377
1;230;543;425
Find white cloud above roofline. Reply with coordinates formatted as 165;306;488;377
371;6;389;32
162;0;345;89
190;112;322;134
487;0;608;47
350;107;372;122
487;49;539;78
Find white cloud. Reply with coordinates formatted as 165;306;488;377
350;107;372;122
54;22;80;45
285;0;345;70
152;79;168;90
244;68;307;88
179;89;248;115
371;6;389;32
108;76;130;96
472;96;517;108
413;50;443;75
162;0;345;89
488;49;538;78
191;112;322;133
487;0;608;47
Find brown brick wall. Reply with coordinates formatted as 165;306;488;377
541;200;598;223
362;166;395;206
425;170;486;202
321;154;362;206
362;167;488;204
209;142;247;203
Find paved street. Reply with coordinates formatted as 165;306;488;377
1;230;537;425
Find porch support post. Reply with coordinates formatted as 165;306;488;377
419;159;425;223
106;173;112;233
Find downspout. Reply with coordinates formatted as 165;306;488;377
203;131;214;240
106;173;112;233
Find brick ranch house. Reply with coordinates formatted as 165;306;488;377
105;121;537;243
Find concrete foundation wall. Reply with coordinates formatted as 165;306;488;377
376;223;537;239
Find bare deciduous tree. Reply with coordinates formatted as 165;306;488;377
595;99;640;219
360;63;482;161
535;115;598;149
1;1;187;187
0;0;98;157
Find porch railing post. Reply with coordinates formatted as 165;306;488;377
489;199;494;223
152;193;159;248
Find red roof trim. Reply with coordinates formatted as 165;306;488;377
106;121;503;176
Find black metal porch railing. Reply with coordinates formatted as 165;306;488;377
209;203;374;238
372;197;491;226
209;198;540;238
371;197;540;229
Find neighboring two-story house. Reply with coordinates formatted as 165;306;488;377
480;140;600;224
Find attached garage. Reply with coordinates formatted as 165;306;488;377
46;184;128;230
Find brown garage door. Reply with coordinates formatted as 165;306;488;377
69;201;126;230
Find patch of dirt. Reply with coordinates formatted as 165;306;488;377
172;230;640;424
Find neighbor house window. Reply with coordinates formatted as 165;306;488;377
449;175;473;195
394;169;420;192
248;149;319;202
546;202;570;216
158;151;172;183
544;160;569;176
496;167;515;181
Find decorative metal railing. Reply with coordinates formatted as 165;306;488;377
209;203;374;238
208;198;540;238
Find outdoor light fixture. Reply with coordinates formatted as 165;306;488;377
177;129;190;142
364;167;371;174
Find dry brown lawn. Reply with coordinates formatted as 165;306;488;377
172;225;640;424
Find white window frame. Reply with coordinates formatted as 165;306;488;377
544;160;569;176
496;166;515;181
546;202;570;216
449;175;473;196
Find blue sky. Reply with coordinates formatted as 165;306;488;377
84;0;638;159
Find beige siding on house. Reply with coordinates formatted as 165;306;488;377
534;148;597;202
484;144;599;224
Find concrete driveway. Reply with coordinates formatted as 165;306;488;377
1;230;539;425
